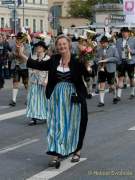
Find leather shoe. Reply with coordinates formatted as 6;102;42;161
9;100;16;107
97;102;104;107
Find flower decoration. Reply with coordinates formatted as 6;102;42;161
32;32;46;40
81;46;94;62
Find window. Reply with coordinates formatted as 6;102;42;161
33;19;36;32
33;0;35;4
51;5;62;29
25;19;29;26
40;20;43;32
40;0;42;4
54;5;62;17
1;17;4;28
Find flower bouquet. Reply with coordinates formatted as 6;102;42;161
82;47;94;62
80;46;94;71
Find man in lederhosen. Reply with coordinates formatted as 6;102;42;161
95;36;119;107
116;27;135;101
9;32;30;106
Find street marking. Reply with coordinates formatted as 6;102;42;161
128;126;135;130
27;158;87;180
0;106;9;110
0;138;39;155
0;109;26;121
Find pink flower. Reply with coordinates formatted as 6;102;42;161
85;47;93;53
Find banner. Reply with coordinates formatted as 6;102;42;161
123;0;135;15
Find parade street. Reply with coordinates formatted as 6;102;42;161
1;81;135;180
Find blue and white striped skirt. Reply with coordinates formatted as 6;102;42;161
47;82;81;156
26;83;48;120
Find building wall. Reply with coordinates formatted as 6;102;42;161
48;0;89;35
0;0;48;33
48;0;70;17
60;17;89;29
94;3;123;25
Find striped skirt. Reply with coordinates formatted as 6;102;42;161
47;82;81;156
26;83;48;120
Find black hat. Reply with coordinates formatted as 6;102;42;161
16;32;27;39
121;27;130;33
100;36;109;43
34;41;48;50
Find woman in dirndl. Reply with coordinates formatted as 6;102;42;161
27;35;91;169
26;41;49;125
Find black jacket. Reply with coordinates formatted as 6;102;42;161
27;54;90;100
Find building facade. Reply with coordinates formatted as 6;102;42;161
94;3;123;24
0;0;49;33
92;3;125;31
48;0;89;35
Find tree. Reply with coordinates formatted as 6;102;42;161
68;0;121;19
68;0;94;19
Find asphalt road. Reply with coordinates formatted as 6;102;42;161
1;81;135;180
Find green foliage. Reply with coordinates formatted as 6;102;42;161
68;0;93;19
68;0;120;19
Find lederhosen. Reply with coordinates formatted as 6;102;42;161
98;47;115;85
117;38;134;79
12;46;28;86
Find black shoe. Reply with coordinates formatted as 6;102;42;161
87;94;92;99
71;154;80;163
97;102;104;107
129;95;135;100
9;100;16;107
48;159;61;169
113;98;118;104
28;118;37;126
117;97;121;101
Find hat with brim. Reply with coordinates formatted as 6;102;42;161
100;36;109;43
121;27;130;33
16;32;27;39
34;41;48;50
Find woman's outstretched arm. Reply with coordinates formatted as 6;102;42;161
27;56;51;71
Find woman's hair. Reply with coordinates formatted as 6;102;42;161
55;34;72;50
